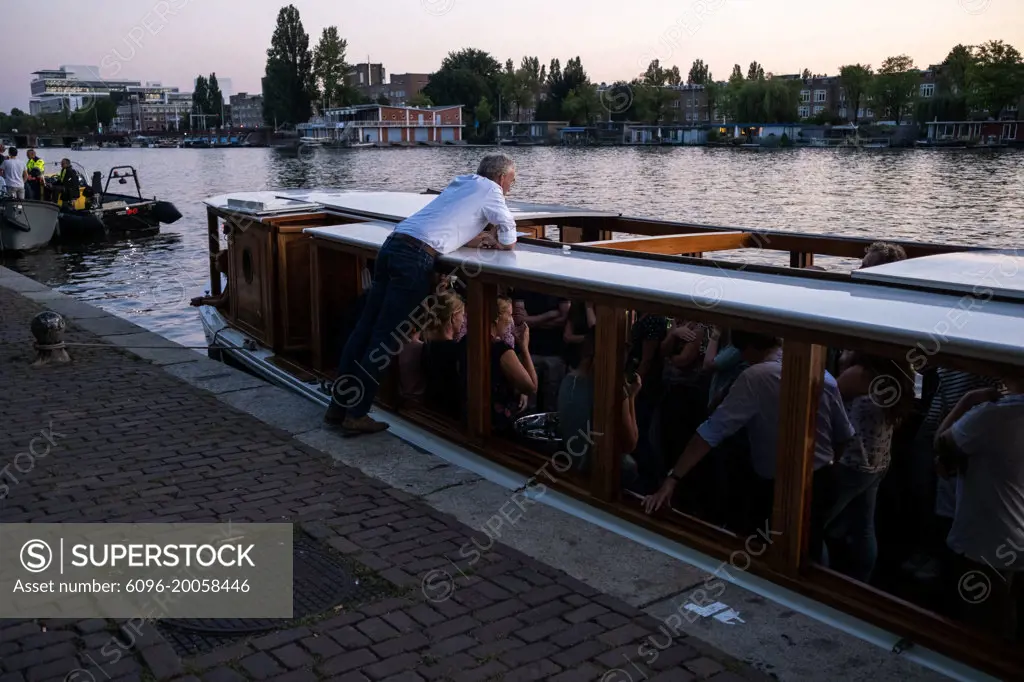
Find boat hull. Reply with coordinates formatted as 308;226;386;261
0;199;60;251
55;196;181;240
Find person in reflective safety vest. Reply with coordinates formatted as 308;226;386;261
24;149;44;200
54;159;80;207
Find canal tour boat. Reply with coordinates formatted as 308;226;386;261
196;188;1023;681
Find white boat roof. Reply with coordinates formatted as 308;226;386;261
853;250;1024;302
205;190;618;223
304;221;1024;366
204;191;323;216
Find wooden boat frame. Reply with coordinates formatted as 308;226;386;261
201;190;1023;680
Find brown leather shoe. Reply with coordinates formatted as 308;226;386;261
341;415;389;434
323;402;347;428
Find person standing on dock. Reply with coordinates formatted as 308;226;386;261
1;147;27;200
24;149;44;200
324;152;519;435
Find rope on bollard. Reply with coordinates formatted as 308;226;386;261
24;311;251;359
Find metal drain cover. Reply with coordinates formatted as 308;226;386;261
158;531;389;655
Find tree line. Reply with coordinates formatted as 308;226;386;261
255;2;1022;137
421;41;1021;138
0;100;119;136
261;4;412;129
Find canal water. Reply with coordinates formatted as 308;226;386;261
3;146;1023;348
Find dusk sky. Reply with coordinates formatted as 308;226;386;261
2;0;1022;112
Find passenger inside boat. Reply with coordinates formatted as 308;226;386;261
512;289;570;412
861;240;908;268
822;353;915;583
556;329;640;491
933;368;1024;639
645;331;853;560
416;292;467;419
491;295;537;432
562;298;596;370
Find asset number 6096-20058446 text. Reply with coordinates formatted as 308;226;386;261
124;578;250;593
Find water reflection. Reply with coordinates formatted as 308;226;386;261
1;146;1021;347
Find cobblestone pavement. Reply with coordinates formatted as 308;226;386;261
0;286;771;682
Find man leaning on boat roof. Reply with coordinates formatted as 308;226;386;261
324;152;519;435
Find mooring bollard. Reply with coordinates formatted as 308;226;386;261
31;310;71;366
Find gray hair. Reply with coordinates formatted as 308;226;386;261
476;153;515;182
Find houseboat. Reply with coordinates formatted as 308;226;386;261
297;104;465;146
196;188;1023;681
920;120;1023;148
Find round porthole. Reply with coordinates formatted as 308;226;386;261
242;248;254;284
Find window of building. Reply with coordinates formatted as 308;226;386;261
672;100;680;109
1006;103;1019;112
813;105;824;114
814;90;827;103
685;112;692;121
800;90;810;103
839;107;847;119
865;108;874;118
920;83;935;98
798;106;810;118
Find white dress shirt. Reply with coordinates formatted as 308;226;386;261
393;174;517;254
946;394;1024;570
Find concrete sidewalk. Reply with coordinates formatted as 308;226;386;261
0;269;770;682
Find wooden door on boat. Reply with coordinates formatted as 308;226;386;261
228;221;273;345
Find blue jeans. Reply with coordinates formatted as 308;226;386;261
822;464;886;583
334;235;436;417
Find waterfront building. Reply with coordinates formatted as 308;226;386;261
670;83;718;124
230;93;264;128
344;63;430;105
624;124;709;145
924;119;1023;145
298;104;464;144
29;65;140;114
111;85;193;133
495;120;568;144
347;63;386;89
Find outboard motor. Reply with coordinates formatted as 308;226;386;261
91;172;102;207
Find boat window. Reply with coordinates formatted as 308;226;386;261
401;278;468;431
810;358;1024;646
478;290;593;488
624;314;783;539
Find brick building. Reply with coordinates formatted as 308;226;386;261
344;63;430;105
346;63;386;89
230;93;264;128
669;84;715;124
